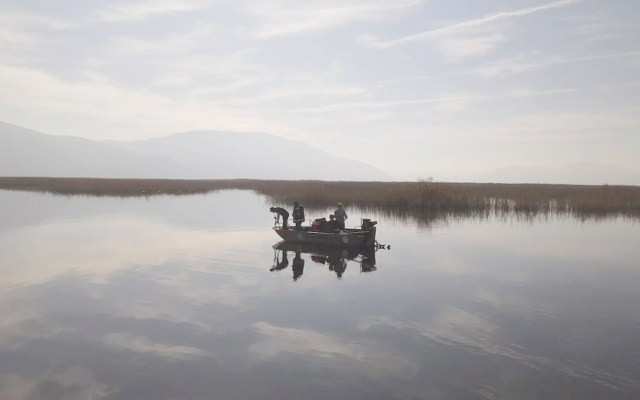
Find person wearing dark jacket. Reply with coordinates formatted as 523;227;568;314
270;206;289;229
326;214;338;231
334;203;347;229
292;201;305;230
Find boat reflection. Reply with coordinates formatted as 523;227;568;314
271;241;377;280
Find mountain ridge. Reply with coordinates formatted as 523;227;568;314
0;121;389;181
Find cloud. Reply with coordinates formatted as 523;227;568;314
474;51;640;77
370;0;583;48
96;23;219;59
0;64;289;138
438;111;640;147
215;81;365;107
433;34;507;61
94;0;212;23
383;50;640;84
288;93;484;113
250;0;422;38
566;14;632;42
0;10;70;51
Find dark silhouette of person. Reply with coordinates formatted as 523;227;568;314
270;250;289;271
326;214;338;231
334;259;347;278
334;203;347;229
292;201;305;230
328;256;347;278
270;206;289;229
292;251;304;281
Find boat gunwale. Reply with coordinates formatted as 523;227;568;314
272;225;377;247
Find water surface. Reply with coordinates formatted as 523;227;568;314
1;190;639;400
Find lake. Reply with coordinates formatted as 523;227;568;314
1;189;639;400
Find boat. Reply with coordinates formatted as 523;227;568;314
272;218;378;247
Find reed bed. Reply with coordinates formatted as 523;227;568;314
1;177;639;219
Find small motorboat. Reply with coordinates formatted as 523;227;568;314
272;218;378;247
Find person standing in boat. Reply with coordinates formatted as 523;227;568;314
292;201;305;230
270;206;289;229
334;203;347;229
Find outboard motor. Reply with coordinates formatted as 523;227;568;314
361;218;377;229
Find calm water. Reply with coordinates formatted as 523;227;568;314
1;190;639;400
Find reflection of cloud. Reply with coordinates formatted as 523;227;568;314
419;307;497;346
104;333;206;359
0;374;35;400
358;309;640;392
251;321;362;359
0;367;111;400
0;215;269;289
357;308;496;350
448;216;640;264
250;322;415;376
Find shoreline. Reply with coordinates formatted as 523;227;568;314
1;176;639;218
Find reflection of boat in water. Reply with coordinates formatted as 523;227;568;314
272;219;378;247
271;240;378;280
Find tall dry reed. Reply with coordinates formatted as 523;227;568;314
1;177;638;219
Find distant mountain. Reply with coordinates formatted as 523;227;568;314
107;130;389;180
472;162;640;186
0;121;389;180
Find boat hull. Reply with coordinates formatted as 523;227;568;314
273;226;376;247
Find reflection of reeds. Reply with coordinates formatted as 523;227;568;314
1;177;639;219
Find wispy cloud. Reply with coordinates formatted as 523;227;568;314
96;23;218;58
566;14;632;42
251;0;421;38
94;0;212;23
288;93;484;113
218;84;365;107
380;50;640;84
474;50;640;77
370;0;583;48
433;34;507;61
0;10;71;51
288;86;589;114
0;65;285;138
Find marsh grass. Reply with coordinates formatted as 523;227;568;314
1;177;639;220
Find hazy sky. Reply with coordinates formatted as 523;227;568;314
1;0;639;179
